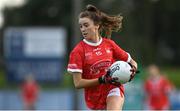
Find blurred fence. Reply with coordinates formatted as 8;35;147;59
0;88;179;110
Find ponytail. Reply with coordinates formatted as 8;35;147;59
79;4;123;39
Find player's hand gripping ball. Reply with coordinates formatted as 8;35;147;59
109;61;137;84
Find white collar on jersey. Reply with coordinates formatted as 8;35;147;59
83;37;102;46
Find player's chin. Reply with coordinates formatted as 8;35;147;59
83;35;87;38
83;35;90;39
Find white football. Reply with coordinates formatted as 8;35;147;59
109;61;132;84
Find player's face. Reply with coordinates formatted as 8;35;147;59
79;17;99;41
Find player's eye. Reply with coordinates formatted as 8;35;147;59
84;23;89;28
79;25;82;29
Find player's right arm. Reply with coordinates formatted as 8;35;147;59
71;72;99;89
71;71;118;89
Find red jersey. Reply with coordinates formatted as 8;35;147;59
144;76;172;110
67;38;131;109
22;81;39;103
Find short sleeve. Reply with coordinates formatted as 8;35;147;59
110;40;131;62
67;49;83;73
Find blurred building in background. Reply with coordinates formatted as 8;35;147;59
4;27;66;83
0;0;180;110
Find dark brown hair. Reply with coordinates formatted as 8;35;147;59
79;4;123;38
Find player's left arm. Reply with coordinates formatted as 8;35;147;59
128;58;139;82
129;58;138;72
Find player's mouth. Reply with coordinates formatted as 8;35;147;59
83;33;88;37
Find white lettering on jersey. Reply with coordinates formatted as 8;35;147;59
93;47;101;51
90;59;111;74
105;48;111;54
93;47;102;56
96;51;102;56
106;49;111;53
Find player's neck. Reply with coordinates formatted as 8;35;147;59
88;35;102;43
83;37;102;46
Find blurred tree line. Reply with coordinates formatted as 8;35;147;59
0;0;180;67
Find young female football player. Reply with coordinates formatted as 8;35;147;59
67;4;138;110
